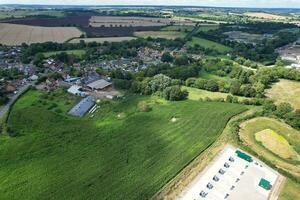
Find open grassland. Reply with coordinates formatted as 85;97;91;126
239;117;300;178
0;23;82;45
134;31;186;39
43;49;86;58
183;86;250;102
0;89;246;200
187;36;232;54
266;79;300;109
279;178;300;200
69;37;136;44
255;129;300;161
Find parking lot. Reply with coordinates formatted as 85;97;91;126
177;145;282;200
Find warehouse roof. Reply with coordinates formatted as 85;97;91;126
68;96;95;117
87;79;112;90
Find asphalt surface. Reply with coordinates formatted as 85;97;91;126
0;83;31;120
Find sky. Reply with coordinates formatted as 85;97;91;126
0;0;300;8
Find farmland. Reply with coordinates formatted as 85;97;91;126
0;89;246;199
187;36;232;53
0;23;82;45
266;79;300;109
69;37;136;44
244;12;289;20
134;31;186;39
0;10;65;20
89;16;196;27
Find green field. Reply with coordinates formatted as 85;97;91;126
187;36;232;53
183;86;250;102
161;25;194;32
43;49;86;58
197;25;219;32
0;89;246;199
134;31;186;39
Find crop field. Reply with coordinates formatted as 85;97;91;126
43;49;86;58
0;23;82;45
244;12;289;20
69;37;136;44
89;16;195;27
0;10;65;20
187;37;232;53
266;79;300;109
134;31;186;39
239;117;300;178
0;89;246;200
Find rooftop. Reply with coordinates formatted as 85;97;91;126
68;96;95;117
87;79;112;90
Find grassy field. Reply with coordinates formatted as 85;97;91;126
0;89;246;200
69;37;136;43
199;69;231;82
255;129;300;161
266;79;300;109
239;117;300;177
279;178;300;200
187;36;232;54
197;25;219;32
161;25;194;32
183;86;250;101
43;49;86;58
134;31;186;39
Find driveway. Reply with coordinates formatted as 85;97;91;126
0;83;32;120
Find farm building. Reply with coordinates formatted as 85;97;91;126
68;96;95;117
67;85;86;97
87;79;112;91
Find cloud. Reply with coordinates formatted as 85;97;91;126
0;0;300;8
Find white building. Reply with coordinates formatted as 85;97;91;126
67;85;86;97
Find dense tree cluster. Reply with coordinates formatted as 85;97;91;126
263;101;300;130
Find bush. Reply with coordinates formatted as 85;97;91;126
138;101;150;112
163;86;188;101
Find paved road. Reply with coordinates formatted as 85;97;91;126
0;83;32;120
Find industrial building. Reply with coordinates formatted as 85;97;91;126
67;85;86;97
178;145;280;200
87;79;112;91
68;96;95;117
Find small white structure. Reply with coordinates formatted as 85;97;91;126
67;85;86;97
29;74;38;81
87;79;112;91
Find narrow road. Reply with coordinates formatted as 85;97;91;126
0;83;32;119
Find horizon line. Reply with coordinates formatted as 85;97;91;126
1;4;300;9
